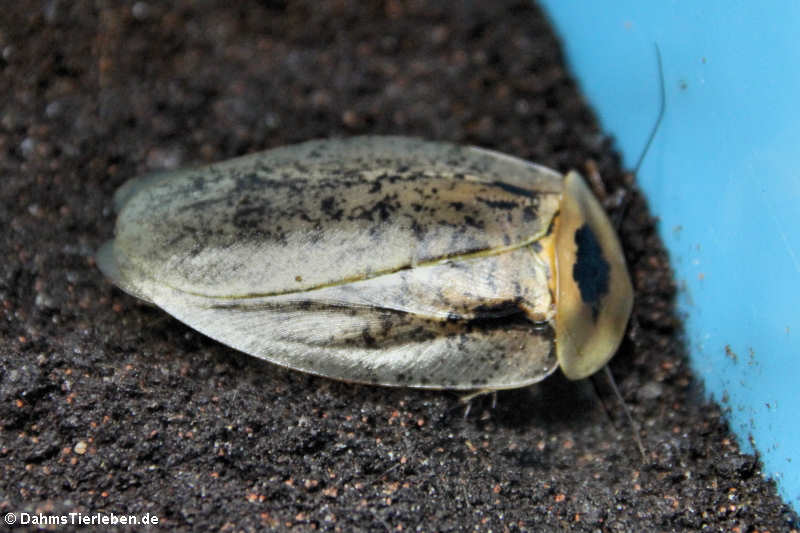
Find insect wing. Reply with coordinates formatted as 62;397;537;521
109;136;562;299
136;250;558;390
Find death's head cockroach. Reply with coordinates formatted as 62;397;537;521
97;136;633;389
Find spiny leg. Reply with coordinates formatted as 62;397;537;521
603;365;647;461
459;389;498;418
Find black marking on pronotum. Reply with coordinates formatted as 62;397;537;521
572;224;610;320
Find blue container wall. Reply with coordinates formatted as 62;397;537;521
538;1;800;511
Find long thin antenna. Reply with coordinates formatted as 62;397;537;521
633;44;666;176
613;43;666;230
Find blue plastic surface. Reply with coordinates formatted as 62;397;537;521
538;1;800;510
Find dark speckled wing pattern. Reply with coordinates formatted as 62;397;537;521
112;136;562;298
100;137;566;389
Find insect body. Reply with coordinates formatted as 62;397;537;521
97;136;632;389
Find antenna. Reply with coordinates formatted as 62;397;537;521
633;44;666;176
613;43;666;230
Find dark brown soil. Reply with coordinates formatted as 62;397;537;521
1;1;797;531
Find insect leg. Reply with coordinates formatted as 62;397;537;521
459;388;497;418
603;365;647;461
